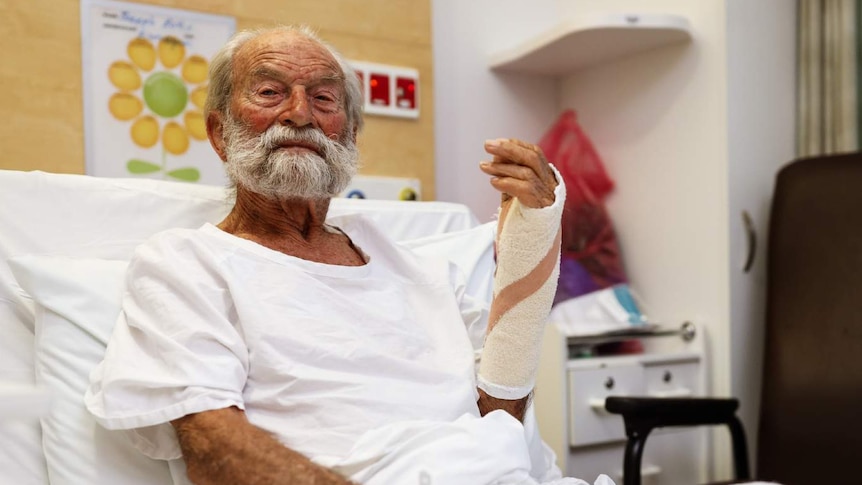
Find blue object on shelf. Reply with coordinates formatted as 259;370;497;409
612;284;645;325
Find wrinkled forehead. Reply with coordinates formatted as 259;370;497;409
232;31;344;85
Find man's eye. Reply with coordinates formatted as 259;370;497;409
260;89;278;96
315;95;335;102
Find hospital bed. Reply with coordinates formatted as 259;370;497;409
1;168;565;484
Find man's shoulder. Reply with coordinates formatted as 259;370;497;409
128;224;220;267
137;224;210;249
327;213;399;249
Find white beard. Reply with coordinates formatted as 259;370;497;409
223;117;359;200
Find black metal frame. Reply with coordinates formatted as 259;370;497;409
604;396;750;485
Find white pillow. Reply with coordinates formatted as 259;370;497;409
329;198;479;241
9;255;172;485
0;170;230;484
400;221;497;306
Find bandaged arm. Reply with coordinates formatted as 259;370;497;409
478;165;565;400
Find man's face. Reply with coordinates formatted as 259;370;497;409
218;31;358;200
231;31;352;145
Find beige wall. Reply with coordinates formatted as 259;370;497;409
0;0;436;198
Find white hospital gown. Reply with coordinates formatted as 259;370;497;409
85;215;611;485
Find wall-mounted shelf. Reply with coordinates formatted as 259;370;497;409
489;12;692;77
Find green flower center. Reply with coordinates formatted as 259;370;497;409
143;72;188;118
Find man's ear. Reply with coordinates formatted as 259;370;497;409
206;111;228;162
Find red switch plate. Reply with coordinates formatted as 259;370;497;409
395;76;416;109
369;72;390;106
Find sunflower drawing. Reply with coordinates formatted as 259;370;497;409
107;35;209;182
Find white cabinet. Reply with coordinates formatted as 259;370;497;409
643;357;698;398
536;323;706;484
566;359;644;446
568;361;643;447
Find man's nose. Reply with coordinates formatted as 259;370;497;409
280;87;313;127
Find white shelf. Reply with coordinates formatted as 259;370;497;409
489;12;692;76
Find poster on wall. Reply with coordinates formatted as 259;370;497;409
81;0;235;184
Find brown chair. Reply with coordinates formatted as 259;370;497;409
605;153;862;485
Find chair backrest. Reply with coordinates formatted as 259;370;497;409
758;153;862;483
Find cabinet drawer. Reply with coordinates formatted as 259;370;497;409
644;359;700;398
567;363;644;446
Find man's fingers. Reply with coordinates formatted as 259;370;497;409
481;160;542;206
489;176;555;209
479;160;534;180
482;137;559;208
484;138;556;186
484;139;541;171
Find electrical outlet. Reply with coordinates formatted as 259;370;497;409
340;175;421;200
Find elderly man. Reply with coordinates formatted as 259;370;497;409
86;26;602;485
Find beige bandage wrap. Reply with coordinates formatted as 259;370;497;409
477;165;565;400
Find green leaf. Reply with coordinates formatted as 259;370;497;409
126;159;161;174
166;167;201;182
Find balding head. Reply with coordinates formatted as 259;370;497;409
205;25;364;135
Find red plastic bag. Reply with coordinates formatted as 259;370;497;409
539;110;614;199
538;110;628;305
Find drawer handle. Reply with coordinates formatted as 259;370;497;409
615;464;662;479
589;398;609;413
649;388;693;398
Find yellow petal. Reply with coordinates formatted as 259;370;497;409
158;36;185;69
108;93;143;121
184;111;207;140
163;121;190;155
127;38;156;71
131;116;159;148
190;85;208;109
108;61;141;91
182;55;209;84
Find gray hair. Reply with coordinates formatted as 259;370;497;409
205;25;364;134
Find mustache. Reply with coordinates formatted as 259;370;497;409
256;125;342;158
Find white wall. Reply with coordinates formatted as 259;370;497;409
431;0;561;222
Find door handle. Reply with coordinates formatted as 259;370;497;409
742;210;756;273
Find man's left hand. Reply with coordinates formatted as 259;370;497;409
480;138;557;209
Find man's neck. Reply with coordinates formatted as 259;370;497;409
216;187;365;267
218;187;367;266
218;186;331;243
